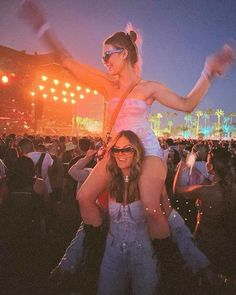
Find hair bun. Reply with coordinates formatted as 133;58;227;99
129;30;137;43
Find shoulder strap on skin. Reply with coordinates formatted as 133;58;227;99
105;78;141;143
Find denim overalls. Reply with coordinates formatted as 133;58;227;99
97;200;159;295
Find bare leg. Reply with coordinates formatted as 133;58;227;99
139;156;169;239
77;154;110;226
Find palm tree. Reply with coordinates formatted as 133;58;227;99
228;112;236;124
155;113;163;136
195;110;203;137
172;112;178;122
203;112;210;129
215;109;224;137
149;115;156;130
184;113;192;126
163;112;170;128
149;113;163;135
167;119;173;134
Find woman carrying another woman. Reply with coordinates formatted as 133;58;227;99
18;0;235;280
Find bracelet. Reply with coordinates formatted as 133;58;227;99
37;22;50;39
201;68;214;83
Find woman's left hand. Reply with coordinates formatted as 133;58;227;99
204;44;235;79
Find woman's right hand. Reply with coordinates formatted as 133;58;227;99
17;0;47;31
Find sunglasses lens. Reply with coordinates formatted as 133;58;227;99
102;49;123;63
103;53;109;62
112;147;135;154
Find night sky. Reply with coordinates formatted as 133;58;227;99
1;0;236;123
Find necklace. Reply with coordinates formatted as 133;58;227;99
124;175;129;183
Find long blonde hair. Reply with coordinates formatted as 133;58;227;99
106;130;145;203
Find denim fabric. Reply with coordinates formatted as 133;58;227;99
97;201;159;295
168;209;210;273
59;224;85;273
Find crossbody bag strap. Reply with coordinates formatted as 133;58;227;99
105;78;141;143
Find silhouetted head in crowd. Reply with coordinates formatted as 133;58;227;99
35;144;47;152
192;143;209;162
207;147;235;206
79;137;92;153
18;138;34;155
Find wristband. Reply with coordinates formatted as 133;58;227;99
201;68;214;83
37;22;50;39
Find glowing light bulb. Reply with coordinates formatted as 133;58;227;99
1;75;9;83
41;75;48;81
80;94;84;99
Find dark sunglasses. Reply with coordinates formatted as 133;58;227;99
102;48;124;63
111;146;135;154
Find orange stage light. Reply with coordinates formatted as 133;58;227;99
41;75;48;81
1;75;9;83
53;79;59;85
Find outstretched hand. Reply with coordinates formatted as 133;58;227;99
17;0;47;31
17;0;73;63
204;44;236;78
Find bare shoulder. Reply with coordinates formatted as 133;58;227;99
138;80;165;103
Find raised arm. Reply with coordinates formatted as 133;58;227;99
151;44;235;112
173;160;203;198
17;0;112;96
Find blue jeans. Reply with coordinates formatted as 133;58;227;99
58;224;85;273
168;209;210;273
58;209;209;285
97;233;159;295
